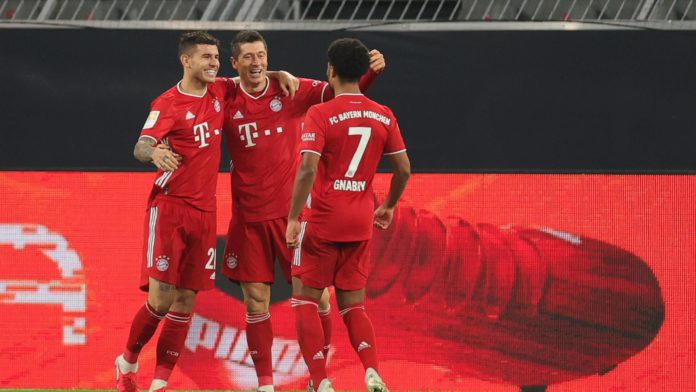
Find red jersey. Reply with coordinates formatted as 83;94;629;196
300;93;406;242
140;78;233;211
224;77;330;222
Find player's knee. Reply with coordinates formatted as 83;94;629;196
243;294;269;312
241;282;270;312
148;298;173;314
335;288;365;309
169;289;196;313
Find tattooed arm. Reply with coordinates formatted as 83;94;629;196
133;137;182;172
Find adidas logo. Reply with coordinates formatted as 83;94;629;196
185;111;196;120
357;341;371;352
312;351;325;360
233;110;244;119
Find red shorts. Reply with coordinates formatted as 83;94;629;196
292;222;370;290
140;198;217;291
221;215;292;284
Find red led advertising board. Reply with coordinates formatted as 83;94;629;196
0;172;693;391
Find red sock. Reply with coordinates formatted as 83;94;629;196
153;311;191;381
318;305;332;356
246;312;273;387
340;303;378;371
291;296;327;387
123;302;165;364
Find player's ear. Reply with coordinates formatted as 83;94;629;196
326;63;333;80
180;54;189;68
230;56;237;70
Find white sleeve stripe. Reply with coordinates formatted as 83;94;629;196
300;149;322;156
320;83;328;103
384;149;407;156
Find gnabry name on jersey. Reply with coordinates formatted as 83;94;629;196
333;179;366;192
328;110;391;126
237;122;283;148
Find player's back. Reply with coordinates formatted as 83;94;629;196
300;93;406;242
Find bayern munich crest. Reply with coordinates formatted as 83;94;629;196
156;256;170;271
270;97;282;112
226;254;238;269
213;98;221;112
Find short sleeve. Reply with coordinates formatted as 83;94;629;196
297;78;331;107
299;106;326;156
140;98;175;142
383;108;406;155
214;77;238;101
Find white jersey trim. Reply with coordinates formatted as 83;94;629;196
384;148;407;156
320;83;329;103
334;92;364;98
240;76;270;100
300;149;322;156
176;81;207;98
139;135;158;143
147;207;158;268
291;297;318;308
293;221;308;267
155;171;173;188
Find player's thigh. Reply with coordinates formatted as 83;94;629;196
269;217;294;283
178;209;217;291
222;217;276;283
292;223;337;290
140;201;187;291
334;240;370;291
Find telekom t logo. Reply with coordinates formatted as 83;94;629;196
193;121;220;148
238;122;284;148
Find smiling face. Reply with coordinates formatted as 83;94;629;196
182;44;220;84
231;41;268;90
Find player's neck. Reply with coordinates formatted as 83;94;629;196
179;76;208;97
332;82;361;96
240;76;268;95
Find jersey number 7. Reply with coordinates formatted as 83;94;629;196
345;127;371;178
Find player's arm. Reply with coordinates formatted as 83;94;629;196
286;152;320;248
358;49;385;93
133;137;182;172
321;49;385;101
268;70;300;99
374;151;411;230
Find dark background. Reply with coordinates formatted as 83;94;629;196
1;28;694;172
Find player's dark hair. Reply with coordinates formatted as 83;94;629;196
327;38;369;83
178;31;219;56
231;30;268;59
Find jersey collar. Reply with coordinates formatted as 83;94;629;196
240;76;270;100
176;81;207;98
334;92;364;98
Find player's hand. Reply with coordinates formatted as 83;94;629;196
368;49;386;74
286;218;301;248
151;144;182;172
277;71;299;99
374;204;394;230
